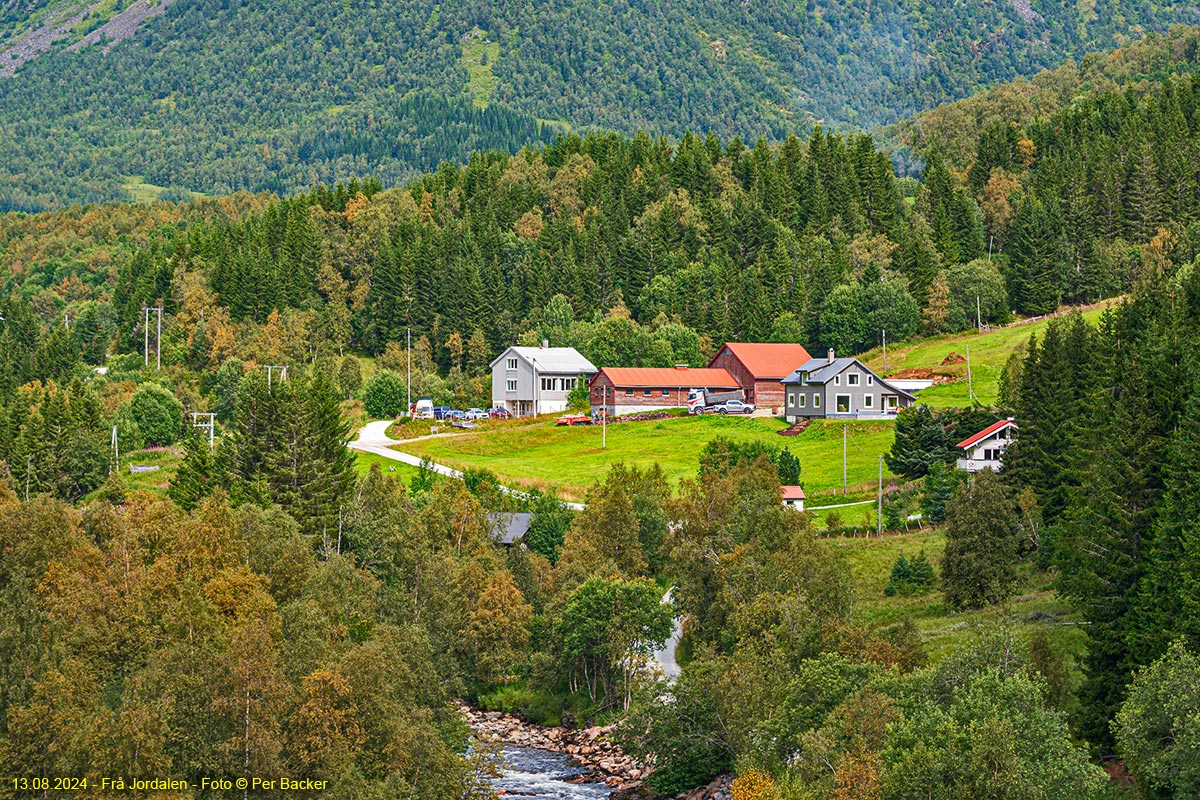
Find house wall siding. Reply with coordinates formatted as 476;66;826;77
491;348;582;415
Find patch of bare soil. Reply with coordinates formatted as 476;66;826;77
68;0;175;54
941;352;966;365
890;367;958;384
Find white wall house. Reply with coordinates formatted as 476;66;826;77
490;345;597;417
782;485;806;511
955;418;1018;473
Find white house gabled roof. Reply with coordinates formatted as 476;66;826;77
490;346;597;374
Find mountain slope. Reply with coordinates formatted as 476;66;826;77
883;24;1200;169
1;0;1199;209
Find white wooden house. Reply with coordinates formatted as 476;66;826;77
955;418;1018;473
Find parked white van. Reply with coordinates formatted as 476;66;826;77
412;398;435;419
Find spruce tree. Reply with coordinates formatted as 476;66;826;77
941;470;1019;609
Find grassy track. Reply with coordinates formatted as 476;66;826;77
861;305;1112;407
834;529;1085;663
393;415;897;501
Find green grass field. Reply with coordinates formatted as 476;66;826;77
862;304;1113;407
353;451;424;487
392;415;897;501
834;529;1085;664
460;28;501;108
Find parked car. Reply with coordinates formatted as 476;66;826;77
432;406;452;420
488;407;511;419
717;400;756;414
447;409;467;420
464;408;488;420
556;413;592;426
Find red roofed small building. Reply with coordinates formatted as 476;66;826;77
590;366;741;416
955;418;1018;473
707;342;812;411
781;485;806;511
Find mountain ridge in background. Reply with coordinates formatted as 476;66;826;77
2;0;1200;210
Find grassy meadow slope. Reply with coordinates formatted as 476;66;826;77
862;304;1113;407
835;529;1084;664
393;415;895;503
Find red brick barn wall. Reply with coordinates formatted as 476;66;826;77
755;380;788;411
708;350;757;403
591;375;689;410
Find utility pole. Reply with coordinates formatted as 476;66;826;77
966;343;976;405
191;412;216;451
262;365;287;390
877;455;884;537
602;384;607;449
882;329;887;375
142;306;163;369
843;424;848;496
977;295;982;332
406;328;412;417
63;312;71;329
111;426;118;473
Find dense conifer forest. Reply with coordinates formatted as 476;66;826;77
3;0;1200;209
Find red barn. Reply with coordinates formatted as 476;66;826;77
707;343;813;410
590;366;740;415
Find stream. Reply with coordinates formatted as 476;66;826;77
491;744;612;799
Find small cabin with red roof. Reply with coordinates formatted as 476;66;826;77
707;342;813;411
589;366;740;416
781;485;806;511
955;418;1018;473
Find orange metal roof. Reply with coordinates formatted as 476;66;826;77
956;419;1018;450
709;342;813;379
782;486;806;500
592;367;740;389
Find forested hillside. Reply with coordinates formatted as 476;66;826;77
20;62;1200;383
886;25;1200;168
4;36;1200;800
3;0;1200;209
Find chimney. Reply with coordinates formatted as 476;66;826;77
541;339;548;349
827;348;835;362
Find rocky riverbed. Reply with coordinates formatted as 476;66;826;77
461;703;734;800
462;703;649;795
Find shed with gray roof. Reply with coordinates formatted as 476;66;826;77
488;512;533;546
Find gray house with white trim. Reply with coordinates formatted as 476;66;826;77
781;349;916;421
490;345;597;417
